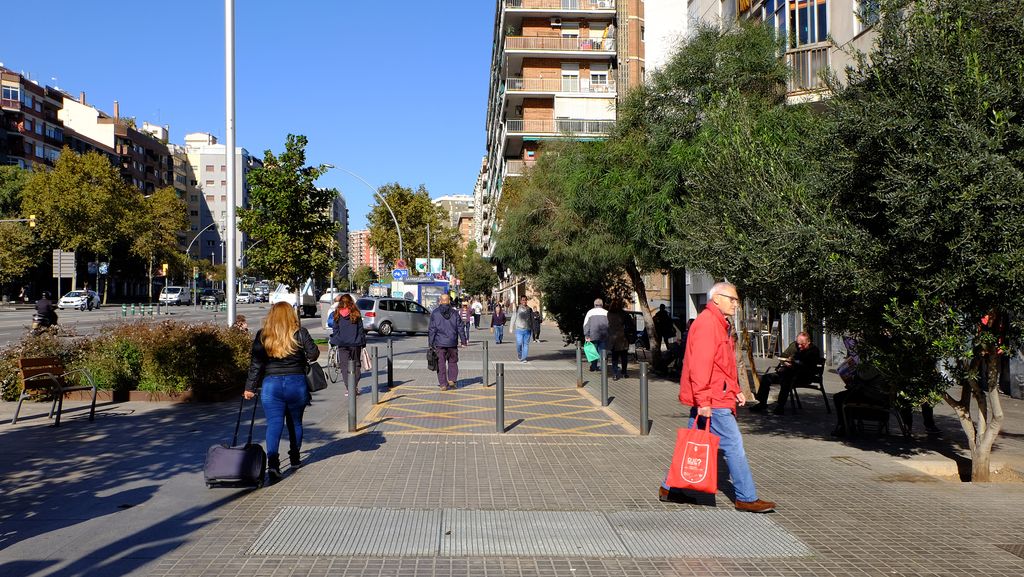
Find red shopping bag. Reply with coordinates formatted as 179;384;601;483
666;418;720;494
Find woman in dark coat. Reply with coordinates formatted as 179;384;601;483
329;294;367;393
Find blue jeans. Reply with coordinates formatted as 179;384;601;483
494;325;504;344
261;373;307;458
459;323;470;345
668;408;757;502
515;329;532;360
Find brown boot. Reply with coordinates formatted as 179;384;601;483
735;499;776;513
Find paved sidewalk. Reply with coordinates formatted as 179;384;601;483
2;328;1024;576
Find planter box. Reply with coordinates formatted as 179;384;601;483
62;390;122;402
128;390;192;403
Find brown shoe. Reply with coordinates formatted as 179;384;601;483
658;487;693;504
735;499;776;513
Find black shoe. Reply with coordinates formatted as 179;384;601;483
268;455;282;481
658;487;694;503
749;403;767;413
613;374;620;381
771;406;786;415
288;449;302;469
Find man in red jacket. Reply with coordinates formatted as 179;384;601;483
660;281;776;513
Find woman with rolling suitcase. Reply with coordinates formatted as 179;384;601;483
244;302;319;481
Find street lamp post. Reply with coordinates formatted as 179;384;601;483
322;164;404;262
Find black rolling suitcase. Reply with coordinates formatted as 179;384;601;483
204;396;266;488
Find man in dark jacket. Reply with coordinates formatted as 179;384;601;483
35;291;58;327
428;293;463;390
750;331;821;414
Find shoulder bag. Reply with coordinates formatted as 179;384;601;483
301;329;329;393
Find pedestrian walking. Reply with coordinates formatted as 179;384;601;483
329;294;367;396
583;298;608;372
428;293;463;390
243;302;319;480
458;302;472;347
661;282;776;513
491;304;507;344
532;307;542;342
471;299;483;329
606;299;631;380
513;296;533;362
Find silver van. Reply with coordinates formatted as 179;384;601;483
357;297;431;336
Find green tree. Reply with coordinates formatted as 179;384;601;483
238;134;338;309
130;186;189;302
21;149;139;301
0;166;41;295
819;0;1024;481
457;241;499;298
351;264;377;293
366;183;461;269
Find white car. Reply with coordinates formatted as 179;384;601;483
236;291;254;304
58;290;100;311
159;286;191;306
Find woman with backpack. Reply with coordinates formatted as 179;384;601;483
329;294;367;395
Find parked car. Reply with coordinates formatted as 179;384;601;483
159;286;191;306
58;290;100;311
357;297;431;336
253;284;270;302
236;291;254;304
199;288;226;305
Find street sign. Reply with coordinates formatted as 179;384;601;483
392;269;409;281
51;250;75;279
395;258;407;270
98;262;109;275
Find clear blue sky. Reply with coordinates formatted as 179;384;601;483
1;1;495;230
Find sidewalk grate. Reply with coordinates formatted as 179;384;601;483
248;507;812;558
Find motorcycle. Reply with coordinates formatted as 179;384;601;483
30;312;58;335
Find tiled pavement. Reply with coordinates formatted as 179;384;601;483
2;327;1024;576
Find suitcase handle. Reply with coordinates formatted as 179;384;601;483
232;394;259;447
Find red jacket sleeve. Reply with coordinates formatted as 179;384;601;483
687;316;715;408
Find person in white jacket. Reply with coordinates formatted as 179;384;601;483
583;298;609;371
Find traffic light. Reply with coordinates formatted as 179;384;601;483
28;214;36;228
193;266;199;280
161;263;168;276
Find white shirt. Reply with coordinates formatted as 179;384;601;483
471;302;482;314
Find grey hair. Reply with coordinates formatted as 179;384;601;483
707;282;736;300
593;298;604;308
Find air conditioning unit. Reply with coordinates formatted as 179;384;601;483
597;0;612;8
550;17;562;27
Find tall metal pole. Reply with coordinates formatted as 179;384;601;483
600;347;608;407
495;363;505;433
640;361;650;435
323;165;404;261
224;0;237;326
426;222;431;268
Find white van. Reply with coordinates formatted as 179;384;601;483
159;286;191;305
269;280;318;317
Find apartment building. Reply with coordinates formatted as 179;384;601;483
1;67;65;169
348;229;385;276
182;132;258;268
433;194;475;249
478;0;645;257
330;192;350;281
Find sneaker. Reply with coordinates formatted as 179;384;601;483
448;380;457;389
439;384;450;391
521;359;528;363
735;499;776;513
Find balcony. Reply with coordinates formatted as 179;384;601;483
1;98;22;110
505;36;615;54
505;159;536;176
786;43;830;95
504;0;615;10
506;118;614;136
506;76;616;95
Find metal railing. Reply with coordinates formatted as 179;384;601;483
506;118;615;135
1;98;22;110
505;0;616;9
505;36;615;52
505;76;616;94
786;44;830;94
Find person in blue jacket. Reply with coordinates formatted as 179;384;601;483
428;293;462;390
329;294;367;395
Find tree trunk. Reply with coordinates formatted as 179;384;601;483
102;256;110;305
947;353;1005;482
624;261;663;367
148;254;154;304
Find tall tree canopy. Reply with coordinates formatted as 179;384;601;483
366;183;460;270
239;134;338;296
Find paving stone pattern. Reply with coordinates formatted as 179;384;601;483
4;329;1024;576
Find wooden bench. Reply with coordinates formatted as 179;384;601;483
788;358;831;413
14;357;98;427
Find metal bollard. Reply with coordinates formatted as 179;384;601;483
495;363;505;433
640;361;650;435
387;338;394;388
121;303;127;318
348;361;358;432
371;345;380;405
483;339;489;387
600;347;608;407
576;341;583;387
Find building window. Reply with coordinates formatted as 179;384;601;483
1;85;19;101
35;122;43;135
190;210;199;216
207;241;215;247
220;165;226;172
220;181;226;187
23;119;32;132
45;124;63;141
206;180;214;186
35;145;44;158
561;22;580;38
561;62;580;92
205;164;214;172
22;93;33;108
590;62;609;86
855;0;880;34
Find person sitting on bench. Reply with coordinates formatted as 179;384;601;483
750;332;819;415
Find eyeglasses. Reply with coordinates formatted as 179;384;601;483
719;295;740;304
